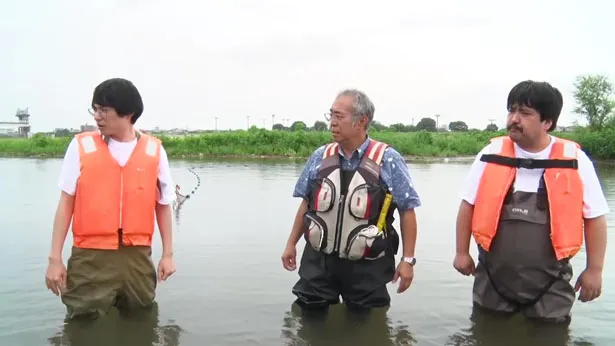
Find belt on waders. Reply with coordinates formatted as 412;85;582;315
481;257;569;307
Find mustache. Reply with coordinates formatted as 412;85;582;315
507;124;523;132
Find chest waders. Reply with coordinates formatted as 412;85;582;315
473;154;578;322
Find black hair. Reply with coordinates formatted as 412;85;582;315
506;80;563;132
91;78;144;124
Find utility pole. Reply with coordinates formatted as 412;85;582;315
246;116;250;129
214;117;218;132
435;114;440;129
272;114;275;129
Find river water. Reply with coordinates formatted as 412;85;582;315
0;157;613;346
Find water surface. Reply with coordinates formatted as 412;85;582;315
0;157;613;346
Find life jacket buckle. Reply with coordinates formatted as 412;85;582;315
518;158;534;169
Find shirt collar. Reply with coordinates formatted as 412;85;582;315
338;136;371;160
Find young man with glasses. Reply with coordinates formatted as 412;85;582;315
44;78;176;320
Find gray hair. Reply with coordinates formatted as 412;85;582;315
336;89;375;129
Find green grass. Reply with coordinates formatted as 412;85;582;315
1;128;614;161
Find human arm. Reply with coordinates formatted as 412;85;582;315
286;200;309;250
379;148;421;255
282;147;323;271
155;146;176;281
574;150;610;301
49;192;75;261
453;200;476;275
156;203;173;258
282;200;309;271
46;138;79;295
583;215;607;273
453;146;489;275
379;148;421;293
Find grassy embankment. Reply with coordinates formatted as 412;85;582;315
0;127;614;161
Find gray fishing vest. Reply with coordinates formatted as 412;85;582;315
303;141;397;260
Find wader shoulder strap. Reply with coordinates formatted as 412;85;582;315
504;174;549;210
480;154;578;170
536;174;548;210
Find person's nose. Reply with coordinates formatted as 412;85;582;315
508;111;521;123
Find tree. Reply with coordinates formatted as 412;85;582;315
290;121;307;131
485;123;498;131
573;74;615;130
448;121;468;132
389;123;414;132
369;121;389;132
312;121;328;131
272;123;285;130
415;117;437;132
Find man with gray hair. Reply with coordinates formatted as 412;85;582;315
281;89;422;314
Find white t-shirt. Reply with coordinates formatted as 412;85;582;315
460;136;610;219
58;135;176;205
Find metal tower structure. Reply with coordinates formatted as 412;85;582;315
0;107;31;137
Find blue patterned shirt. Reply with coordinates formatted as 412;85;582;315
293;137;421;211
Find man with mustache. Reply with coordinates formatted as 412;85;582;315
281;89;421;314
453;80;609;325
44;78;177;320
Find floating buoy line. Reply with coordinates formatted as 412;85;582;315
173;166;201;221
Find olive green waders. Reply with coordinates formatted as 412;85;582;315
61;245;157;320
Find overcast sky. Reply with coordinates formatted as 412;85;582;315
1;0;613;132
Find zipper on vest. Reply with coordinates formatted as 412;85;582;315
334;193;346;253
118;170;124;248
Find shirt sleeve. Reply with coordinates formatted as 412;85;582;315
292;146;325;200
57;137;81;196
380;147;421;211
459;145;490;205
156;145;176;205
576;149;611;219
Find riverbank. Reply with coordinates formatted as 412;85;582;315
0;127;614;161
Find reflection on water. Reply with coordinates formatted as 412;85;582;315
46;303;183;346
445;307;596;346
280;303;416;346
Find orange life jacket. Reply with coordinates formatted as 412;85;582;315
472;136;584;260
71;131;161;250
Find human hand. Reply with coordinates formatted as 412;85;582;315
453;252;476;276
45;257;66;296
392;261;414;293
157;256;176;282
574;268;602;302
281;245;297;271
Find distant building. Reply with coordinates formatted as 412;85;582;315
80;124;97;132
555;126;577;132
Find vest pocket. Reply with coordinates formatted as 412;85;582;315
348;183;382;220
310;178;336;212
303;213;329;252
344;225;388;261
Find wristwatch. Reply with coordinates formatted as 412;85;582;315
402;256;416;266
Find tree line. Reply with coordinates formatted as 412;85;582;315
271;73;615;134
